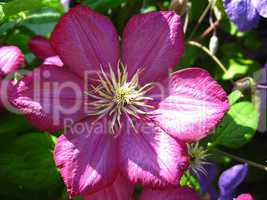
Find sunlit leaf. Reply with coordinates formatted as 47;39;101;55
180;171;200;192
2;0;63;19
222;58;261;80
228;89;244;105
212;101;259;148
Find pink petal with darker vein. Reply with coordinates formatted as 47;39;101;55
119;120;188;188
0;46;24;77
54;119;119;196
153;68;229;142
122;11;184;84
29;36;56;59
9;65;86;132
51;5;120;78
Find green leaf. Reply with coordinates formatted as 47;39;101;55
0;21;16;35
228;89;244;105
2;0;63;19
83;0;126;12
0;132;64;200
221;43;245;58
21;9;61;35
0;4;5;22
190;0;208;21
0;113;33;135
180;171;200;192
23;21;57;35
212;101;259;148
222;58;261;80
5;26;34;52
220;18;244;37
108;0;142;34
73;197;84;200
243;31;261;49
25;9;61;23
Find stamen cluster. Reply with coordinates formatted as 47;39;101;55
188;143;211;176
85;64;154;134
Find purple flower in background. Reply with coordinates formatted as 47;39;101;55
197;163;218;200
256;63;267;133
198;163;248;200
218;164;248;200
223;0;267;31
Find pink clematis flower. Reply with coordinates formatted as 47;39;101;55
9;5;228;197
0;46;24;108
28;36;63;67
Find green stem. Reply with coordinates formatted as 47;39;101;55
187;40;228;74
212;148;267;172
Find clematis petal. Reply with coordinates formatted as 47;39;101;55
153;68;229;142
219;164;248;198
223;0;260;31
140;187;200;200
29;36;57;59
9;65;86;132
119;121;188;188
54;119;118;196
0;46;24;77
83;175;134;200
236;193;254;200
0;79;11;109
51;5;120;78
122;11;184;84
252;0;267;18
44;56;64;67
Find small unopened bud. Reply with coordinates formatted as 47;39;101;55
234;77;256;94
169;0;188;16
209;34;219;55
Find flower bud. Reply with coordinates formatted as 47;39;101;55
209;34;219;55
169;0;188;16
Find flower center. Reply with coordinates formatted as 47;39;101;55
113;83;138;105
85;63;154;135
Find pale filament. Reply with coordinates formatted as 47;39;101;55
187;142;211;177
85;63;155;135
